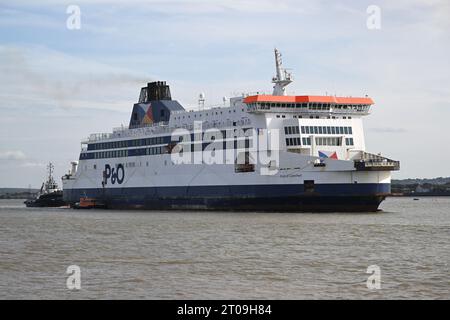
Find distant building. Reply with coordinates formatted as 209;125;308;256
415;185;431;193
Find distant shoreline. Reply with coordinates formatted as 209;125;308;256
0;195;35;200
2;179;450;199
0;188;39;200
390;193;450;197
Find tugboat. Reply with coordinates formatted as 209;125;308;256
25;163;67;207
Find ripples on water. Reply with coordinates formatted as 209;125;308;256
0;197;448;299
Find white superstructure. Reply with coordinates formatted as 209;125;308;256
63;49;399;211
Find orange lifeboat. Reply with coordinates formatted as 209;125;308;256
73;197;106;209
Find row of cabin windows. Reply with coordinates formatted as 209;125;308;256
315;137;342;146
86;146;168;160
301;126;353;135
286;137;301;146
88;128;253;151
80;139;253;160
88;136;171;151
284;126;300;135
276;115;352;119
290;137;353;147
252;102;369;111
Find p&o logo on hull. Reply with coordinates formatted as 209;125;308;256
103;164;125;185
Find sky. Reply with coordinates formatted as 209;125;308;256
0;0;449;187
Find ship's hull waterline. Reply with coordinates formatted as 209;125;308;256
63;183;390;212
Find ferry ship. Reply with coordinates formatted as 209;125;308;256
62;49;399;211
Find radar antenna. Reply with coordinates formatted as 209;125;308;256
272;48;293;96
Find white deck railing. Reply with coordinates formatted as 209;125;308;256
84;118;252;143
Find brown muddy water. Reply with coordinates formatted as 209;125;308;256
0;197;448;299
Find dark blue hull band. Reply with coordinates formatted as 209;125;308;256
63;183;390;212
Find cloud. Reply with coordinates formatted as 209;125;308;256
0;6;61;29
20;161;46;168
0;150;44;168
7;0;318;14
0;150;27;160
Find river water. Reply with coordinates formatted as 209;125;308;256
0;197;448;299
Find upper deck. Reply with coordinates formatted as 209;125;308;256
82;49;375;145
243;95;373;114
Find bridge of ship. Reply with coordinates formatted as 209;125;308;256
243;95;374;114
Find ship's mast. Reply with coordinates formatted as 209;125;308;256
44;162;58;191
272;48;293;96
47;162;54;182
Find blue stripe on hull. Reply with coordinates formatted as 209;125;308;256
63;183;390;212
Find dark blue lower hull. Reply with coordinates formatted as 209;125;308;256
63;183;390;212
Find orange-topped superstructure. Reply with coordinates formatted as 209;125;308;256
243;95;374;105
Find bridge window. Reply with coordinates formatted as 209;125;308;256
315;137;342;146
302;137;311;145
345;138;354;146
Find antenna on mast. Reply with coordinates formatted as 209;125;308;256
47;162;54;181
198;92;205;110
272;48;293;96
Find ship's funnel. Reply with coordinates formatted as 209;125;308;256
138;81;172;103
